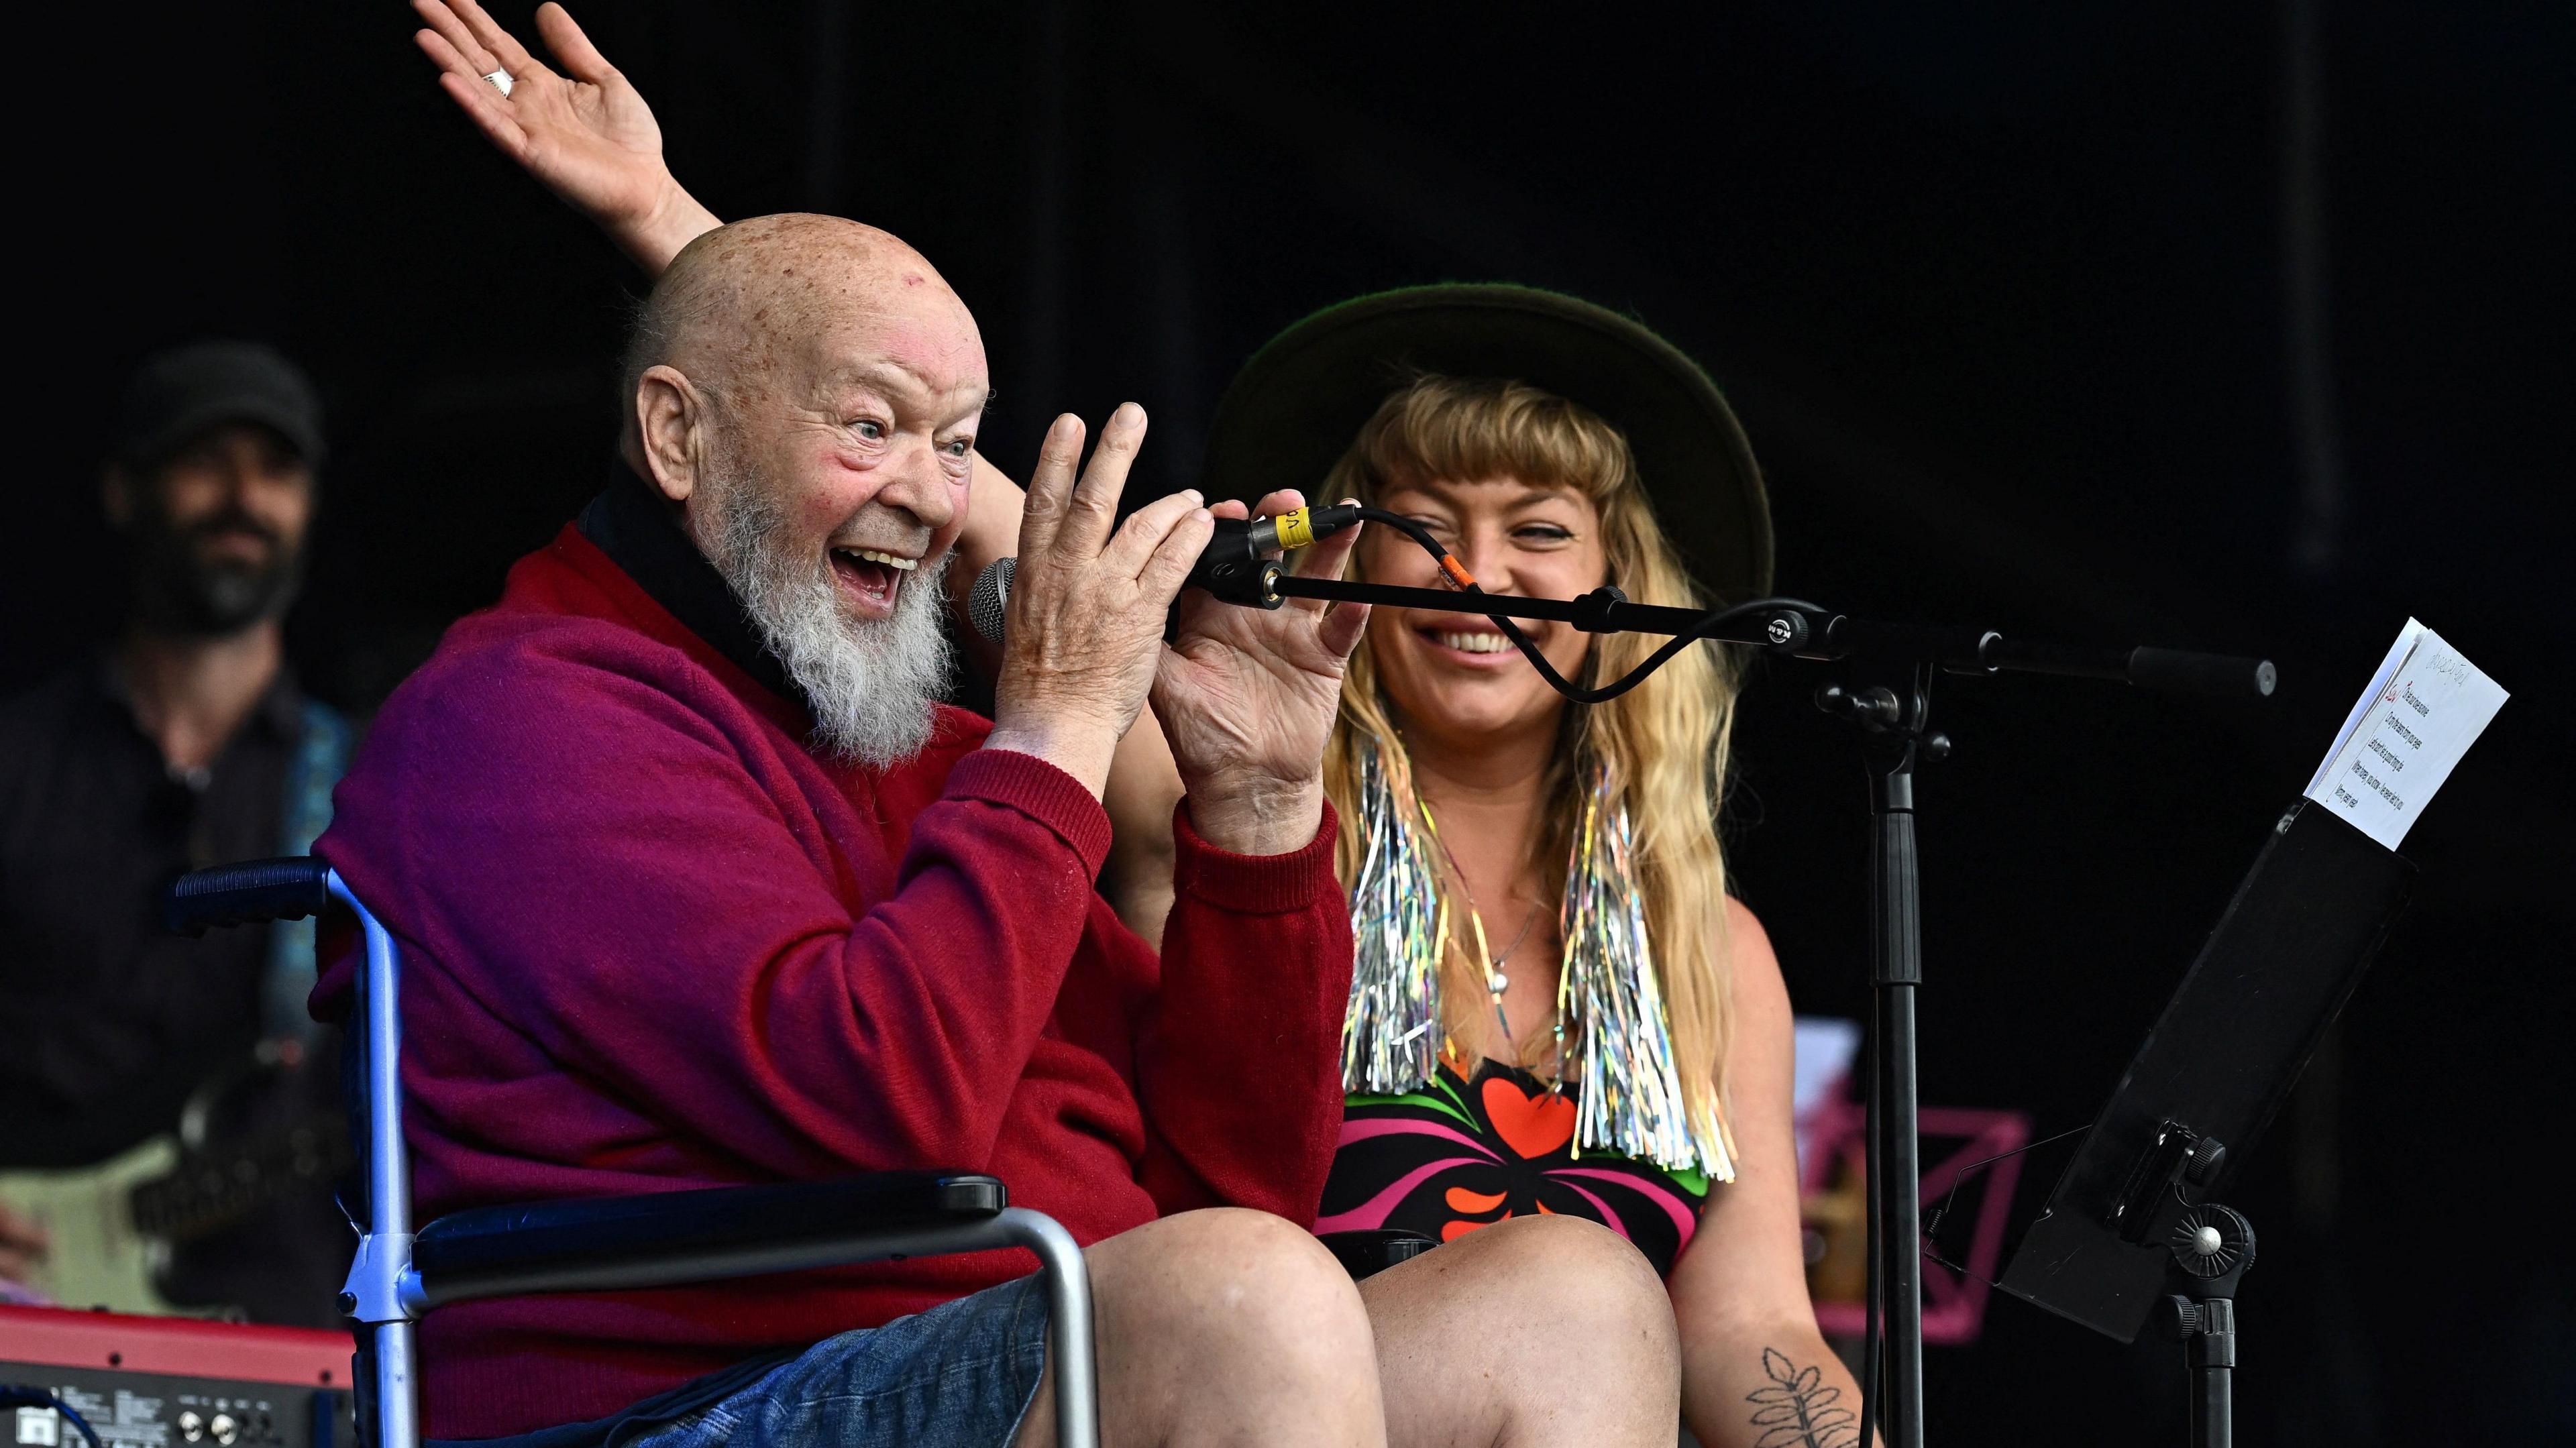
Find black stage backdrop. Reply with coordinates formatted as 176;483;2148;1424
13;2;2571;1439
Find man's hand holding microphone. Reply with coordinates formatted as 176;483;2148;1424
980;404;1368;857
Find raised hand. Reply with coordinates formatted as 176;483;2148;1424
1152;491;1370;856
987;406;1214;801
411;0;718;274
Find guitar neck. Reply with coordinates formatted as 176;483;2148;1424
127;1113;352;1245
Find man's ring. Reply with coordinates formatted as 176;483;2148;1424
484;68;515;98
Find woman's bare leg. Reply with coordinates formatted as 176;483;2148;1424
1360;1215;1681;1448
1013;1207;1387;1448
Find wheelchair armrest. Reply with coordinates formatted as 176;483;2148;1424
164;856;333;936
410;1171;1008;1304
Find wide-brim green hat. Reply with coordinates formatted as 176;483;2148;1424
1203;283;1773;602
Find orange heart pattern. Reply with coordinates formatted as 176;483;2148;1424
1323;1057;1713;1278
1482;1074;1576;1160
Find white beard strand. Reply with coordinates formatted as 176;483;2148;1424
699;465;955;767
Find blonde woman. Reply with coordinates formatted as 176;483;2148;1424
1210;301;1863;1447
411;5;1862;1444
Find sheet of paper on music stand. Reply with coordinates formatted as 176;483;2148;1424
2302;617;2508;851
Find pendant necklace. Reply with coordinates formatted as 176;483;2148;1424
1419;800;1550;1066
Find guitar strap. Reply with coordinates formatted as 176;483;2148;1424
262;697;350;1044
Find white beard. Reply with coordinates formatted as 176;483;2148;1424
697;462;955;767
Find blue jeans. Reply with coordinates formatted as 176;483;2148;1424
625;1274;1049;1448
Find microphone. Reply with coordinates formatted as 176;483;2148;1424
968;555;1015;646
1186;502;1364;602
968;503;1364;645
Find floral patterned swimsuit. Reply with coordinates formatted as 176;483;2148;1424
1317;1055;1714;1276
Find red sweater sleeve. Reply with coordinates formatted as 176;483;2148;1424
1130;800;1354;1223
319;624;1116;1179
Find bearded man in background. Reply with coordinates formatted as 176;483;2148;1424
1;341;353;1325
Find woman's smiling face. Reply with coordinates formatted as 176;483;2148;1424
1358;474;1607;752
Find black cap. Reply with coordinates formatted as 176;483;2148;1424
112;341;325;471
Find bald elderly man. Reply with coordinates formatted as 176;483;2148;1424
311;215;1383;1442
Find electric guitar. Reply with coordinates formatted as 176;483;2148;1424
0;1056;350;1315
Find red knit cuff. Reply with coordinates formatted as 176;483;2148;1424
948;747;1116;879
1171;797;1342;915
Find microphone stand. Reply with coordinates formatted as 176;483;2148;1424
1241;566;2274;1448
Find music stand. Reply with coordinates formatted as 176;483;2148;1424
1998;799;2415;1447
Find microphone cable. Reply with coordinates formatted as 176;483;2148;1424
983;499;1808;708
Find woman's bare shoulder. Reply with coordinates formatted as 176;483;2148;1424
1718;897;1791;1022
1721;897;1781;969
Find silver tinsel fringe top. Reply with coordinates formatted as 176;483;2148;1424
1340;737;1735;1180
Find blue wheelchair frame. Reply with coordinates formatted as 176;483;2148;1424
166;858;1099;1448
